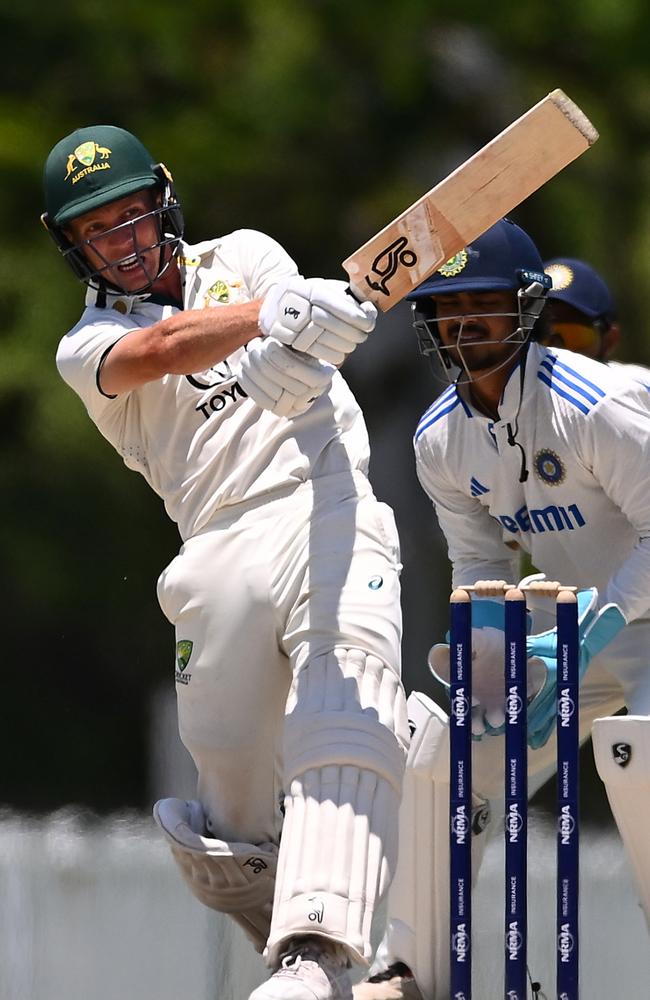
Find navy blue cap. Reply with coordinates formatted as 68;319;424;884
407;218;550;300
543;257;616;322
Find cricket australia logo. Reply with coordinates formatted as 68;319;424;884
175;639;193;685
65;140;112;183
203;279;231;306
364;236;417;296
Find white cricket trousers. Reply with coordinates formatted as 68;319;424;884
156;470;404;846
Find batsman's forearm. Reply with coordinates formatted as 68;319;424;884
150;299;262;374
99;299;262;394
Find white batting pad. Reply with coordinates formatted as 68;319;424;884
369;691;491;1000
592;715;650;930
153;797;278;951
266;648;408;968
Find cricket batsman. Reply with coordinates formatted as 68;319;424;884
42;124;410;1000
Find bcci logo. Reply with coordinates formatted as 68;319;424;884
545;262;574;291
534;448;566;486
437;249;468;277
64;140;112;184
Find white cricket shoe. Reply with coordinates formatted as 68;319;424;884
249;936;353;1000
352;963;423;1000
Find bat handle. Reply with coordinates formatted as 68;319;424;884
345;282;366;304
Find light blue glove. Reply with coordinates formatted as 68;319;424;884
526;589;626;749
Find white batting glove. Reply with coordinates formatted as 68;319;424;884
259;277;377;366
237;337;335;419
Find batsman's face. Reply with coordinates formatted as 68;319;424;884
432;290;521;373
66;192;165;293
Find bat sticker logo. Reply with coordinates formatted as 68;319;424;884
243;856;269;876
613;741;632;767
364;236;417;295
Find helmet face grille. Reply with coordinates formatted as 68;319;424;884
43;161;185;294
406;219;551;386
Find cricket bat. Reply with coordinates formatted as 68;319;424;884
342;89;598;310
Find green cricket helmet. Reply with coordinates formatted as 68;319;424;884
41;125;184;293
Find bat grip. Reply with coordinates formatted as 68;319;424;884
345;282;366;304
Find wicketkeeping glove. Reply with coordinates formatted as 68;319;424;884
237;337;335;418
258;277;377;366
525;587;626;749
428;588;626;747
428;599;540;740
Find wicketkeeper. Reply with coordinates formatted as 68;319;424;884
356;219;650;999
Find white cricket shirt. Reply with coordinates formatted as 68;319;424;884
414;342;650;623
56;229;370;540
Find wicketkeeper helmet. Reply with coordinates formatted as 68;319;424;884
408;218;552;375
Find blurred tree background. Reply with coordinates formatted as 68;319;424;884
2;0;648;814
